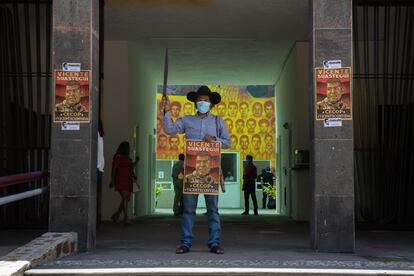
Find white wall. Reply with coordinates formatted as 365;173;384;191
101;41;130;220
128;42;157;216
292;42;310;220
101;40;157;219
275;41;310;221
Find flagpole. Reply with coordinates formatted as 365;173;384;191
162;48;169;114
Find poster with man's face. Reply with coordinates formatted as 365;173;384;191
53;70;90;122
315;67;352;120
183;140;221;195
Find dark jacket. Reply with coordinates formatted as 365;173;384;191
242;163;257;191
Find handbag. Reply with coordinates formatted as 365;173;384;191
133;180;141;193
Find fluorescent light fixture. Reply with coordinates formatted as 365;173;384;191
150;37;257;41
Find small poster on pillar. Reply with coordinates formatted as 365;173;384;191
314;67;352;120
183;140;221;195
53;70;90;123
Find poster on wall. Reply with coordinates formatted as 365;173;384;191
183;140;221;195
314;67;352;120
53;70;90;123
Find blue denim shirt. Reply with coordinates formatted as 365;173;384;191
163;111;231;149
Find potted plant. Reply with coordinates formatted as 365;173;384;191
155;184;163;207
262;184;276;209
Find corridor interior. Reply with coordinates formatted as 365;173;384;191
101;0;311;224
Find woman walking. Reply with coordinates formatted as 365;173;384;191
110;141;139;226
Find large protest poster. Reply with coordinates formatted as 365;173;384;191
53;70;90;123
315;67;352;120
183;140;221;195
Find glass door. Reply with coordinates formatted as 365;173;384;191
219;152;240;208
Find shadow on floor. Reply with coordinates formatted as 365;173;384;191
31;213;414;270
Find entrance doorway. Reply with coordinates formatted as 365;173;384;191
101;0;310;222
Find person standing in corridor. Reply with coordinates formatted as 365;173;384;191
242;155;258;215
172;153;185;216
110;141;139;226
261;167;274;209
161;85;230;254
97;120;105;227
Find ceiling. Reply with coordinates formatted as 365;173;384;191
104;0;309;84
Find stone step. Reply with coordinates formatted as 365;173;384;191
0;232;77;276
25;267;414;276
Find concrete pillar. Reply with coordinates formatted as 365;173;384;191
309;0;354;252
49;0;99;251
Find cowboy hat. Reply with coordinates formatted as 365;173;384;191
187;86;221;105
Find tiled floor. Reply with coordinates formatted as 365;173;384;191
29;214;414;271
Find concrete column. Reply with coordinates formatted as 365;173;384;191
49;0;99;251
309;0;354;252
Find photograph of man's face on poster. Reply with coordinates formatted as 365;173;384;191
239;102;249;118
252;102;263;117
246;118;256;134
169;135;180;151
216;102;227;117
170;101;182;120
224;118;233;134
183;102;194;116
55;81;84;112
227;102;238;117
264;100;274;119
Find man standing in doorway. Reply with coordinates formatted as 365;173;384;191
172;153;185;216
242;155;258;215
162;85;230;255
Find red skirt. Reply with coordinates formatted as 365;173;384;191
113;154;133;193
115;181;133;193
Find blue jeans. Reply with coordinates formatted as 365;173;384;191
181;194;221;248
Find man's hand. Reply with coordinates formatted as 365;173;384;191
132;156;139;167
203;135;216;143
161;95;171;112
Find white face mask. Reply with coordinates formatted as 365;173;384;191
196;101;211;114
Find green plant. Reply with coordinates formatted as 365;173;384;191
155;184;163;207
262;184;276;199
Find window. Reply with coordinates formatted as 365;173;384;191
221;153;238;182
